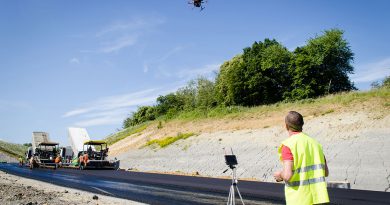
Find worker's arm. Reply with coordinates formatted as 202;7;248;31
325;156;329;177
273;160;293;182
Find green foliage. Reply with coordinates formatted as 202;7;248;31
145;133;195;148
382;76;390;88
123;106;156;128
195;77;217;108
156;93;185;117
215;55;246;106
122;28;357;127
0;140;28;159
174;87;389;121
174;105;247;120
124;77;218;126
241;39;292;105
105;123;149;145
157;121;163;129
176;80;197;111
286;29;355;100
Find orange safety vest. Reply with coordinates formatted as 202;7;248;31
83;154;89;164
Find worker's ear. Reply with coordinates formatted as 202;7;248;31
285;123;289;131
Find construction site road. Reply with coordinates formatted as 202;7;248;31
0;163;389;205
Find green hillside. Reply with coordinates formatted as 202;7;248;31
0;140;28;159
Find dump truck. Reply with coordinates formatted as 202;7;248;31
31;132;50;153
63;127;92;168
68;127;92;156
26;132;62;169
26;131;49;161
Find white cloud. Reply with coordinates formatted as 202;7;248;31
158;46;183;62
69;58;80;64
143;46;184;74
100;35;138;53
74;116;125;127
154;63;221;80
86;17;165;54
63;86;178;127
177;63;221;79
352;58;390;83
63;88;157;118
95;18;165;38
62;107;92;118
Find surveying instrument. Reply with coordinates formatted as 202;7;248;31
223;148;245;205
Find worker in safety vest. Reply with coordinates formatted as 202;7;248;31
55;155;61;164
78;152;88;165
83;153;89;165
274;111;329;205
18;156;24;166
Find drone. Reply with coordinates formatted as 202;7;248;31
188;0;207;11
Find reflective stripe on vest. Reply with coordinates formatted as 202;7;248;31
294;163;325;174
286;176;326;187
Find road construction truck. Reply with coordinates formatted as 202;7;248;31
66;127;119;170
79;140;120;170
27;132;60;169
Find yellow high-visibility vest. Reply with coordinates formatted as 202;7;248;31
278;132;329;205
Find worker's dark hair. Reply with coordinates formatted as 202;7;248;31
285;111;304;132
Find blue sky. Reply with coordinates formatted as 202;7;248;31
1;0;389;145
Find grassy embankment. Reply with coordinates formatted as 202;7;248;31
172;87;389;121
144;133;195;148
104;123;149;146
107;87;389;148
0;140;28;160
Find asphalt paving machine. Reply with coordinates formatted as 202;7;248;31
78;140;120;170
29;141;60;169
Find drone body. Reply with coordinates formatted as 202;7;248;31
189;0;207;11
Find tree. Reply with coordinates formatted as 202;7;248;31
371;81;381;89
176;80;197;111
215;55;246;106
123;106;156;128
286;29;356;100
382;76;390;88
195;76;217;108
216;39;291;106
155;93;184;116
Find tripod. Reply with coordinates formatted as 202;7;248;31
226;165;245;205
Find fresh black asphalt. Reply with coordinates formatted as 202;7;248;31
0;163;389;205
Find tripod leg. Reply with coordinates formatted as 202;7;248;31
235;185;245;205
227;186;232;205
232;185;235;205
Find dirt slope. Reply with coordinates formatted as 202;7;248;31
108;91;390;192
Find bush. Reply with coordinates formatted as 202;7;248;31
145;133;195;148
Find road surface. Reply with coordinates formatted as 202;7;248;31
0;163;389;205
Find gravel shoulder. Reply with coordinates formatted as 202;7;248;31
0;170;145;205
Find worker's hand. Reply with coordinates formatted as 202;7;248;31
273;171;283;182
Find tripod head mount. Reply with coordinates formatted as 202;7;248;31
225;154;238;169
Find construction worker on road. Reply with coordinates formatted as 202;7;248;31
55;155;62;165
274;111;329;205
18;156;24;167
79;151;89;168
